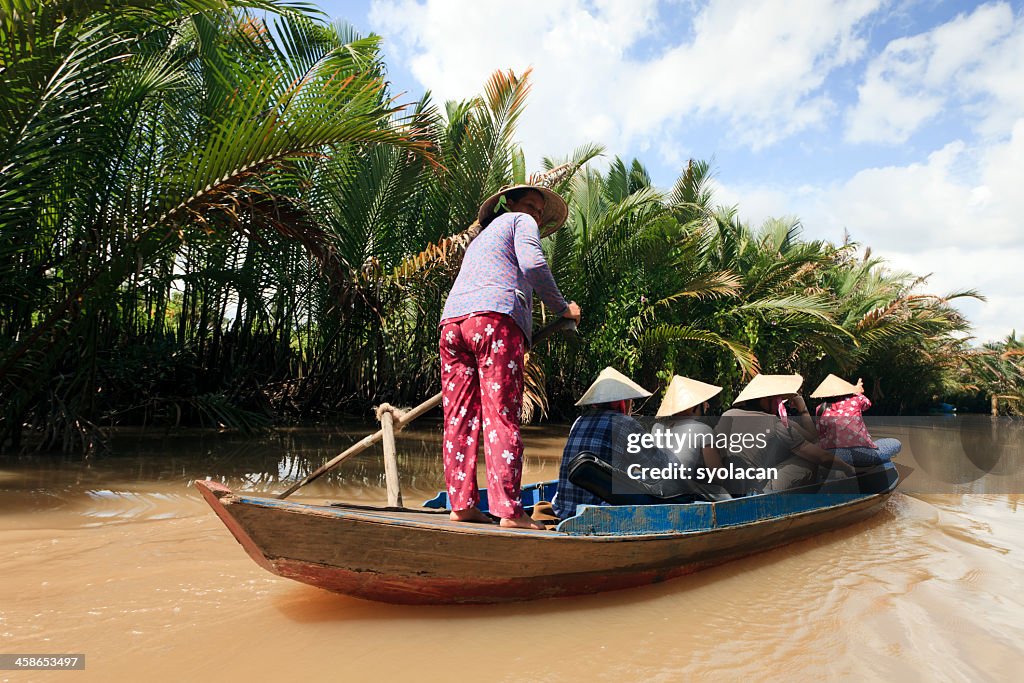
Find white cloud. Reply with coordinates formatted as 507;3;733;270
846;2;1022;143
625;0;880;149
370;0;882;167
884;246;1023;344
720;121;1024;343
367;0;1023;342
820;122;1024;250
369;0;658;166
710;180;796;224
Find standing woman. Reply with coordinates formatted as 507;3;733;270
439;184;581;529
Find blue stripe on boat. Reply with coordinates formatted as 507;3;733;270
423;462;898;537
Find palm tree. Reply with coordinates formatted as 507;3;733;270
0;1;431;449
0;1;993;451
964;333;1024;415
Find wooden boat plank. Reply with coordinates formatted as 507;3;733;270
196;481;275;572
211;487;889;593
196;462;900;604
261;492;890;603
233;495;558;534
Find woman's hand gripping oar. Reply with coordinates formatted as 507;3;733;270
276;317;578;499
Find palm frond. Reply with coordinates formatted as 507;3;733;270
656;270;742;304
638;324;759;378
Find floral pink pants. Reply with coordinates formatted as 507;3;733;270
439;312;526;518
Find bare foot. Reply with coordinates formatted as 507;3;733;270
450;507;493;524
499;512;546;530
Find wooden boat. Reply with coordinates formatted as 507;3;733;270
196;462;903;604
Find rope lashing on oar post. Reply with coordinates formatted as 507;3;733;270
375;403;406;507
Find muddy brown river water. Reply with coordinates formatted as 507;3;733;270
2;418;1022;682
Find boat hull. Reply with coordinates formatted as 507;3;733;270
196;473;897;604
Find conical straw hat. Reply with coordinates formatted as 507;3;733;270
733;374;803;405
811;374;862;398
477;166;572;238
575;367;652;406
478;184;568;237
656;375;723;417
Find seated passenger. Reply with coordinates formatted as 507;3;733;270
652;375;725;472
713;374;856;496
811;374;902;467
552;367;672;519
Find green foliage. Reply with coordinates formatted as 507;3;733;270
958;332;1024;415
0;4;997;452
0;1;429;450
535;161;981;418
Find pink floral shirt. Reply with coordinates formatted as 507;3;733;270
816;394;877;449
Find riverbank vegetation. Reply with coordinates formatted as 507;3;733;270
0;1;1011;453
958;334;1024;415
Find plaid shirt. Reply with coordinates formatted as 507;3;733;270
552;409;668;519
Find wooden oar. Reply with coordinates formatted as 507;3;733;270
276;317;578;499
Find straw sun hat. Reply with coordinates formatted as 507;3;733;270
810;374;863;399
656;375;722;417
477;184;569;237
575;367;652;406
733;374;804;405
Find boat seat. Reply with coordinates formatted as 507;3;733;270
566;452;731;506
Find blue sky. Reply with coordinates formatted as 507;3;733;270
315;0;1024;343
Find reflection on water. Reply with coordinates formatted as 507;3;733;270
1;418;1022;682
868;416;1024;492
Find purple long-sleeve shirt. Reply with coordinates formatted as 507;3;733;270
440;212;569;345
